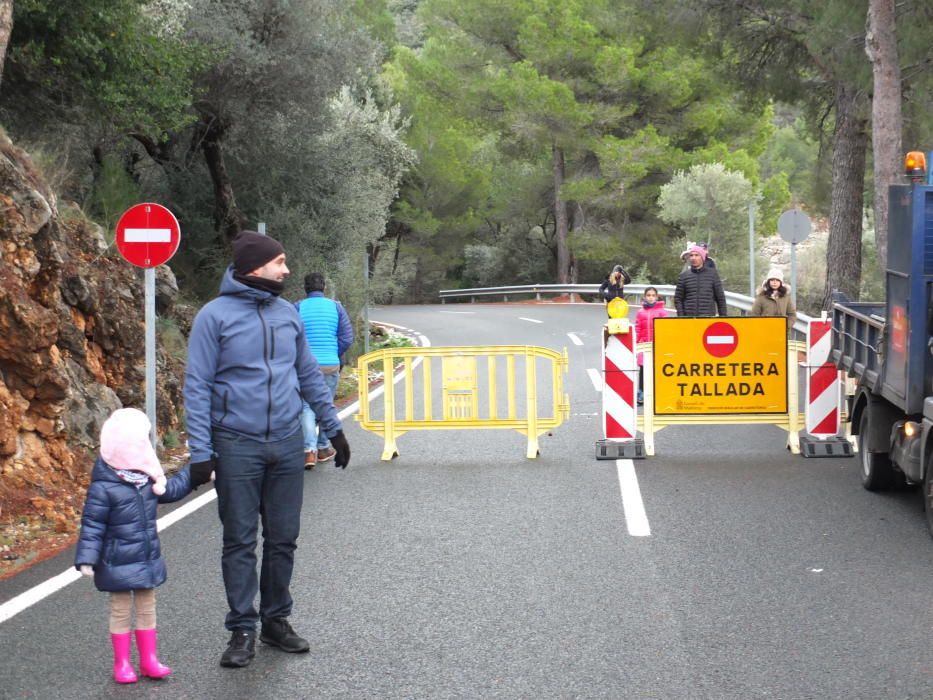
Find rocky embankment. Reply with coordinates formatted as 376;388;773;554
0;133;187;547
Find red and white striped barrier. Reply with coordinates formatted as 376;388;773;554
602;326;638;440
805;319;841;437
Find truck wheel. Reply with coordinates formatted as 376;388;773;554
858;410;894;491
925;454;933;538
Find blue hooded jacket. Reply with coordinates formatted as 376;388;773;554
74;458;191;592
184;266;342;463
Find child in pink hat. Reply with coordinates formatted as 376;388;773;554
99;408;168;494
75;407;207;684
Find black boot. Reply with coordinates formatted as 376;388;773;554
260;618;310;653
220;629;256;668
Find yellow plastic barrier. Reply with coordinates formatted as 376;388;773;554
355;345;570;460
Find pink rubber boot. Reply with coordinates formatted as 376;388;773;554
135;628;172;679
110;632;138;684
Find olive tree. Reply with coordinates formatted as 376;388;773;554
658;163;756;290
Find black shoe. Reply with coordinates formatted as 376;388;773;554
260;617;310;653
220;629;256;668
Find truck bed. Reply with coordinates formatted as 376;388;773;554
831;301;886;393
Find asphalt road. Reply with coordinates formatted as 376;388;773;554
1;302;931;699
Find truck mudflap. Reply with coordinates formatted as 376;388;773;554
922;398;933;483
925;403;933;536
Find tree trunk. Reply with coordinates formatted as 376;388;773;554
0;0;12;92
552;143;570;284
196;112;245;244
822;82;868;309
865;0;901;271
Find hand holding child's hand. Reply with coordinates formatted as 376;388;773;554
79;565;93;577
190;459;216;489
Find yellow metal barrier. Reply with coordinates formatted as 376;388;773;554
355;345;570;460
637;338;805;455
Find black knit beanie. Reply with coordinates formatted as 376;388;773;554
232;231;285;275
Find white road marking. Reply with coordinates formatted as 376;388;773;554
338;321;429;415
587;368;603;391
567;332;584;345
616;459;651;537
0;343;403;626
519;317;542;324
439;310;475;315
0;568;81;625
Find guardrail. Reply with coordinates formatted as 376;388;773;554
438;283;814;337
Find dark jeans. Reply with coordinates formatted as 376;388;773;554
212;427;305;631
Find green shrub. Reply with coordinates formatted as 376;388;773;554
157;316;187;363
367;332;415;375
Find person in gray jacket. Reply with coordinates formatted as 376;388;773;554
184;230;351;669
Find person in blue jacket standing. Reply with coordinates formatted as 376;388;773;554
296;272;354;467
184;230;351;669
75;407;202;684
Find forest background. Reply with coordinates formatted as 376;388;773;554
0;0;932;355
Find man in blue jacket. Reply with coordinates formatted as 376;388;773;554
296;272;354;467
184;230;351;669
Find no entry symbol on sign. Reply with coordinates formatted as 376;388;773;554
115;203;181;269
702;321;739;358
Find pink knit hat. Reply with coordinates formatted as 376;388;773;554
685;244;708;262
100;408;166;495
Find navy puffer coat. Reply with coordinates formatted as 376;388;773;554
75;458;191;592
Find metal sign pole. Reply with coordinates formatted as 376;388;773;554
113;202;182;449
363;252;370;354
145;268;157;447
748;204;756;297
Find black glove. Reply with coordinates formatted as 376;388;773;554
190;458;216;489
329;430;351;469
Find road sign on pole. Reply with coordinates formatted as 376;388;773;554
777;208;812;245
114;203;181;447
777;208;812;310
115;203;181;269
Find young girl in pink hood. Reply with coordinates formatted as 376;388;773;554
75;408;203;684
634;287;669;404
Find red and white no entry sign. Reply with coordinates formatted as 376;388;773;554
702;321;739;358
115;203;181;268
